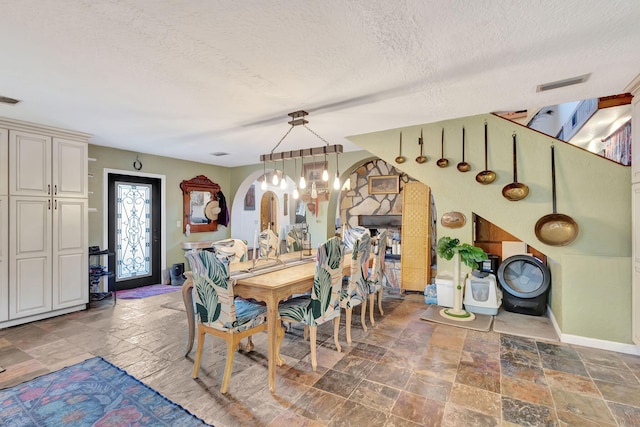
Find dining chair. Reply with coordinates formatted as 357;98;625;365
340;232;371;344
259;228;280;257
211;238;248;263
276;236;344;371
367;230;388;326
342;225;369;251
185;249;268;394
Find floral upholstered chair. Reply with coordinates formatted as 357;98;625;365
185;249;267;394
367;230;388;326
277;236;344;371
340;232;371;344
211;238;248;264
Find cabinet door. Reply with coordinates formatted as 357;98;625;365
53;198;88;309
9;197;52;319
0;196;7;321
9;130;52;196
0;127;7;195
52;138;87;198
401;182;431;292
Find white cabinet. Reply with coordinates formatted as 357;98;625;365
633;183;640;346
53;198;88;309
0;127;7;195
0;117;90;328
9;131;87;198
0;196;7;322
9;197;52;318
0;128;7;322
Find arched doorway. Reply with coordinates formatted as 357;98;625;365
260;191;278;231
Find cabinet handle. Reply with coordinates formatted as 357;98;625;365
48;200;51;210
54;199;57;210
54;184;57;195
47;184;51;195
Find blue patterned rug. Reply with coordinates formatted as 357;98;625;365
0;357;210;426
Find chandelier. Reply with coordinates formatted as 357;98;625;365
259;110;343;201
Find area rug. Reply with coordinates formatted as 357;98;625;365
420;304;493;332
115;284;180;299
492;308;559;341
0;357;210;426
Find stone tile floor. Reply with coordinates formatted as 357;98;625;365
1;291;640;426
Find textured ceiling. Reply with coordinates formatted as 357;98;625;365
1;0;639;166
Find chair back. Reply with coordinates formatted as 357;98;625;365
342;225;369;251
185;249;238;331
286;226;303;252
308;236;344;325
370;230;388;285
347;233;371;300
259;229;279;257
211;239;248;264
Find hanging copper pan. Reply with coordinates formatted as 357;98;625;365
395;132;406;164
535;145;579;246
436;128;449;167
475;121;496;184
416;129;427;163
456;127;470;172
502;133;529;201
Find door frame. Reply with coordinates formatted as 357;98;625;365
102;168;166;280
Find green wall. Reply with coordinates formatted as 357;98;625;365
88;145;232;275
348;113;633;344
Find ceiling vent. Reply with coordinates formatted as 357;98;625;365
537;74;590;92
210;152;229;157
0;95;21;105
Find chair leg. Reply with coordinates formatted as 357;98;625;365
220;336;237;394
377;288;384;316
369;293;376;326
333;317;341;353
192;326;206;379
345;307;353;345
360;299;368;332
304;324;309;341
244;336;254;352
310;325;317;371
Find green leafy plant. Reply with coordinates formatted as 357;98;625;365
436;236;488;269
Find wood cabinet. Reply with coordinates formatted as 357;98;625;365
0;118;89;328
401;182;431;292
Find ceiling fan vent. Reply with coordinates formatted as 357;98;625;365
537;74;590;92
0;95;21;105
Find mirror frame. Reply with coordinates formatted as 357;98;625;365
180;175;221;233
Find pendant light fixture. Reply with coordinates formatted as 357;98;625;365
260;159;268;190
259;110;343;199
292;158;299;199
333;149;341;190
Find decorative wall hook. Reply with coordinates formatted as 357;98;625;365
133;155;142;170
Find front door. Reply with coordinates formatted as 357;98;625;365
107;174;161;290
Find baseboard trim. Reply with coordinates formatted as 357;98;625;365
547;306;640;355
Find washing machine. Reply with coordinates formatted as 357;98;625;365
497;255;551;316
463;272;502;315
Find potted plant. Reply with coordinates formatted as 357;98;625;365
436;236;488;321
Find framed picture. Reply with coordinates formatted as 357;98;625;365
244;184;255;210
303;161;328;186
369;175;400;195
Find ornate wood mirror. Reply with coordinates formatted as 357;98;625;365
180;175;221;233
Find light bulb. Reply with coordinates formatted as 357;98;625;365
311;182;318;199
322;169;329;182
260;177;267;190
272;172;279;186
280;176;287;189
299;176;306;189
333;174;340;190
293;187;299;199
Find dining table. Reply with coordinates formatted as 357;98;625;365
182;250;352;393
